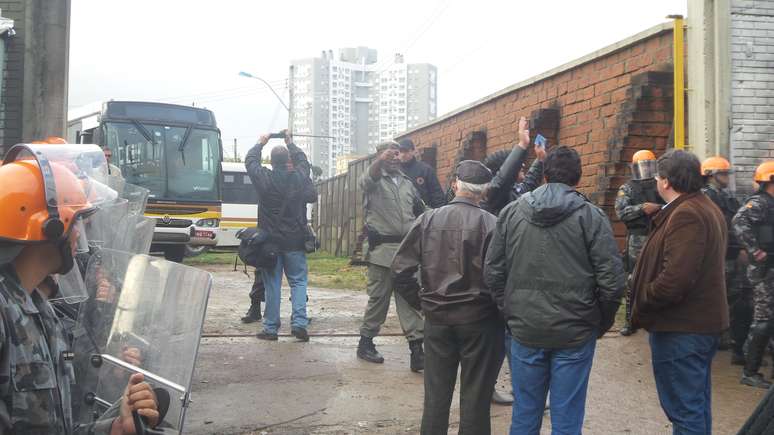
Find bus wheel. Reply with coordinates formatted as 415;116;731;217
163;245;186;263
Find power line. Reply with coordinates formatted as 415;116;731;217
373;0;453;75
150;79;287;104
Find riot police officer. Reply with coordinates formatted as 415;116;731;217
615;150;665;336
702;156;752;365
0;144;160;433
732;160;774;389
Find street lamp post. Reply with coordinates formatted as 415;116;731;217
238;71;290;112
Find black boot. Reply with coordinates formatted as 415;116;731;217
357;336;384;364
409;339;424;373
742;333;773;389
241;302;262;323
731;351;746;366
620;292;637;336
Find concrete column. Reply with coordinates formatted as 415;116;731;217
21;0;70;141
686;0;731;160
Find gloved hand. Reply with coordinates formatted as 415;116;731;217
598;300;620;339
393;268;422;311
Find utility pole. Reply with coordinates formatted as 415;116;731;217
288;65;295;132
233;138;239;162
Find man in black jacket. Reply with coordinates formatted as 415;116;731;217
479;115;545;405
398;139;446;208
245;130;317;342
393;160;502;435
481;116;544;216
485;146;625;435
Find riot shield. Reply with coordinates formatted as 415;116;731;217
86;182;153;254
73;249;212;433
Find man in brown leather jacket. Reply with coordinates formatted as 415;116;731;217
392;160;502;435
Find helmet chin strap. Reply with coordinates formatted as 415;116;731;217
55;238;75;275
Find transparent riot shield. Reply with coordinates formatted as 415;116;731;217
86;182;152;254
73;249;212;433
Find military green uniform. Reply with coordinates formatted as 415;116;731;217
359;167;425;341
0;265;117;435
703;182;752;358
732;191;774;380
614;179;664;326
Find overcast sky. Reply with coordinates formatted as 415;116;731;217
69;0;687;158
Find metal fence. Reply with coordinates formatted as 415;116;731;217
311;154;376;260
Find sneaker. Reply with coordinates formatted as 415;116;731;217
491;389;514;405
620;324;637;336
292;327;310;342
255;331;278;341
731;351;746;366
357;336;385;364
741;373;772;389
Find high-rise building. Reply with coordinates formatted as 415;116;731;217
290;47;437;177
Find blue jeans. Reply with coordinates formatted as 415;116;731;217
509;337;596;435
649;332;719;435
260;251;309;334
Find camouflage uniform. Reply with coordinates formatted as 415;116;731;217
733;193;774;324
615;178;664;327
732;191;774;381
0;265;116;435
703;182;752;358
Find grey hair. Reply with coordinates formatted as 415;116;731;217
456;180;489;195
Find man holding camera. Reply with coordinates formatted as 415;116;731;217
245;130;317;342
357;141;427;372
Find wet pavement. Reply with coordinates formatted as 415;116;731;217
187;264;766;434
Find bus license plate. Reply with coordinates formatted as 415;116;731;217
195;230;214;239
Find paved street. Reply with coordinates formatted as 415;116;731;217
186;264;766;434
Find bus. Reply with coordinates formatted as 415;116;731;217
218;161;258;247
68;101;222;262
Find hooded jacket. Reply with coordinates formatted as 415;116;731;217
485;183;625;349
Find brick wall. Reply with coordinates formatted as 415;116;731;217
0;0;25;155
730;0;774;194
396;25;675;246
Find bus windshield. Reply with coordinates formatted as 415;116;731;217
105;121;221;201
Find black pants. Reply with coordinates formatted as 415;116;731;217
421;316;504;435
251;270;265;304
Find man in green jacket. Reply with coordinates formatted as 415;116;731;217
357;141;426;372
485;146;624;435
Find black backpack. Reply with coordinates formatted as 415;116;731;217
236;227;278;269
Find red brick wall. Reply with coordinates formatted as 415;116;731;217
396;29;675;248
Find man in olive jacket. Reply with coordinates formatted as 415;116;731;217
485;146;624;435
631;150;728;435
357;141;426;372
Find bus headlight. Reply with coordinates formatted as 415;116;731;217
195;218;220;228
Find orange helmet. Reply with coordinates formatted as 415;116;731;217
632;150;656;163
631;150;657;180
701;156;732;176
0;159;94;243
44;136;68;144
754;161;774;183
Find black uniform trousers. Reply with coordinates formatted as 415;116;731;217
421;315;504;435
